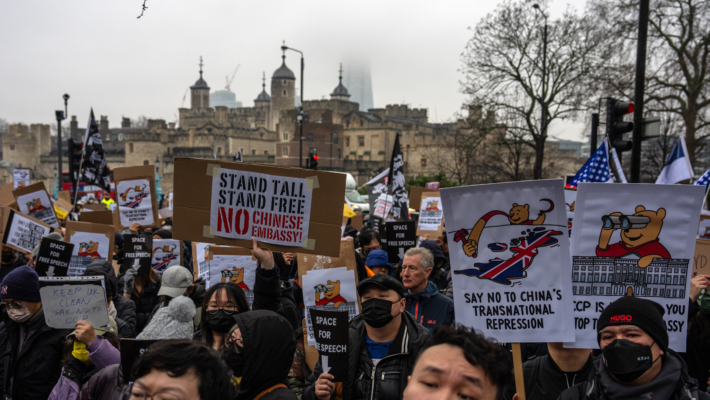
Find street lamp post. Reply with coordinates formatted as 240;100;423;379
155;157;163;205
281;43;305;168
56;94;70;191
53;165;58;199
533;4;548;180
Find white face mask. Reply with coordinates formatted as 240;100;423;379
108;301;117;319
7;306;32;323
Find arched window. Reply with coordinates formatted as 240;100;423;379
283;90;287;96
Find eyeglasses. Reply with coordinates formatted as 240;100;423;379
122;382;182;400
2;301;27;310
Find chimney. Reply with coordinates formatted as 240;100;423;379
100;116;109;132
122;117;131;128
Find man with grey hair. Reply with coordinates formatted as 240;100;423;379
402;246;454;333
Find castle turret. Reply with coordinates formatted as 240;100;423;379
190;56;210;110
270;45;296;130
254;72;271;128
330;63;351;101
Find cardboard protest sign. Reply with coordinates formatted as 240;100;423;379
172;157;345;256
83;203;105;212
158;208;173;220
569;183;704;351
386;220;416;263
441;179;575;343
2;208;52;253
40;284;108;329
120;339;158;384
192;242;213;282
208;247;257;307
12;169;30;189
0;184;16;207
310;309;349;382
123;235;153;275
302;267;359;346
80;210;114;226
65;222;115;276
350;211;363;231
14;182;59;228
114;165;159;230
39;275;105;291
151;239;182;276
693;239;710;277
409;186;438;212
565;188;577;238
53;198;73;221
35;237;74;277
417;192;444;236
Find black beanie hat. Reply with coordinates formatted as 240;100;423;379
597;296;668;352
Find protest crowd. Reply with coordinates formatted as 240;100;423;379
1;136;710;400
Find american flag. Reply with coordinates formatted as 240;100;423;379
694;167;710;188
566;138;614;188
454;229;562;285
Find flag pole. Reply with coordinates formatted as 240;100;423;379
72;143;86;208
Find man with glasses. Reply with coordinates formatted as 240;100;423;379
0;266;72;400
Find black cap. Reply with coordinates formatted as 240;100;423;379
357;274;405;298
597;296;668;352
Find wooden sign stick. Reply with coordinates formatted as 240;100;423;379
512;343;526;400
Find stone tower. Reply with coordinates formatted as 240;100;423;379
190;56;210;110
330;63;351;101
270;46;296;130
254;72;271;128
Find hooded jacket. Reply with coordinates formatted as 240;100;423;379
77;363;122;400
501;353;595;400
303;311;430;400
418;241;450;290
0;309;72;400
0;253;28;283
404;281;455;334
558;350;709;400
233;310;297;400
84;260;136;338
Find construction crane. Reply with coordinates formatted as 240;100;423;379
180;88;189;108
225;64;240;92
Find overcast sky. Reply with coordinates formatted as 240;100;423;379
1;0;589;140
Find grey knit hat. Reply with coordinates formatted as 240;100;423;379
136;295;196;340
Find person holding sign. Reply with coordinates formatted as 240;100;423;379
0;266;72;400
304;274;429;400
48;318;120;400
559;296;710;400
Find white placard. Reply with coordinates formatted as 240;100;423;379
168;192;174;211
418;196;443;231
195;243;212;282
17;190;59;228
12;169;30;189
441;179;575;343
40;284;109;329
117;179;154;227
68;232;110;277
4;212;51;252
565;189;577;238
210;168;313;246
568;183;704;351
302;267;359;346
373;193;393;219
151;239;181;276
208;254;257;308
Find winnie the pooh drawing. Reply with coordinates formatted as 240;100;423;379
27;198;47;214
425;200;440;211
596;205;671;268
314;280;347;308
508;203;547;225
78;241;102;260
221;267;249;290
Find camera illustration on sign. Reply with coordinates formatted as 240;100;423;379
220;267;250;290
119;184;149;208
573;204;686;299
151;243;178;274
314;280;347;308
451;199;561;285
77;241;102;260
27;198;48;214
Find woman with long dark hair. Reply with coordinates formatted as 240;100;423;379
196;282;250;351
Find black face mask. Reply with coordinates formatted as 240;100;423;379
362;298;396;328
224;345;245;377
1;253;14;264
206;310;236;333
602;339;658;382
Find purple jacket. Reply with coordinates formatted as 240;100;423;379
48;336;120;400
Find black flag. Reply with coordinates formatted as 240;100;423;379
388;134;408;219
81;109;111;191
234;148;243;162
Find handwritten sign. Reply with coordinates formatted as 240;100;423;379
693;238;710;277
311;309;349;382
123;234;153;275
35;237;74;277
40;284;109;329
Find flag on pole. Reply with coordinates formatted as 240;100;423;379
566;138;615;188
234;148;243;162
694;167;710;188
656;137;694;184
365;168;389;218
387;133;408;219
81;109;111;191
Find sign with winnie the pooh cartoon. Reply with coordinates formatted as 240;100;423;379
302;267;358;346
569;183;704;351
113;165;159;230
440;179;575;343
14;182;59;228
207;247;257;307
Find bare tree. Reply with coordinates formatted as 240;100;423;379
131;115;149;128
0;118;8;133
461;0;610;179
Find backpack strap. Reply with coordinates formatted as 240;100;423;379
523;355;543;399
253;383;288;400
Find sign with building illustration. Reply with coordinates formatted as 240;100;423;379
569;183;704;351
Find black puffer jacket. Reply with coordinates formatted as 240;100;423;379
501;353;594;400
78;363;122;400
303;311;429;400
0;310;72;400
233;310;297;400
253;267;300;331
83;260;136;338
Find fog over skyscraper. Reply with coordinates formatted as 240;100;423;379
342;59;374;112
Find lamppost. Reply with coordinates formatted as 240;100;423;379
281;42;305;168
532;4;548;179
155;157;163;206
56;94;69;190
53;165;58;199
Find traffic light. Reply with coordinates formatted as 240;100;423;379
67;138;83;181
606;98;634;154
307;149;319;170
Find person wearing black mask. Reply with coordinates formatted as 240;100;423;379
303;274;429;400
196;282;250;351
559;296;709;400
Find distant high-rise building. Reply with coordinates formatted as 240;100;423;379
211;90;243;109
343;60;373;111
